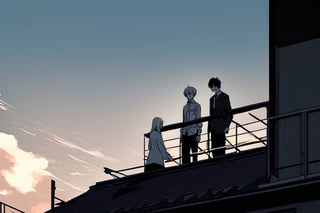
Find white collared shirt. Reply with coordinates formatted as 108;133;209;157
182;99;202;136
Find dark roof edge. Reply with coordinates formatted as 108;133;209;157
91;146;267;190
152;176;320;212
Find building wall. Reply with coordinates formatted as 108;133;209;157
276;38;320;180
270;0;320;182
248;199;320;213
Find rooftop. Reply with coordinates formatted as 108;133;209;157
52;147;267;212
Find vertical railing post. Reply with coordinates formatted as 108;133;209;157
235;124;238;152
143;136;146;167
207;132;210;159
266;104;271;182
179;137;182;165
302;112;308;179
51;179;56;212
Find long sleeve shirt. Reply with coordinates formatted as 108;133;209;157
181;99;202;136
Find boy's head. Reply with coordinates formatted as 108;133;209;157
208;77;221;89
183;86;197;99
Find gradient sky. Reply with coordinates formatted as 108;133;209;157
0;1;268;212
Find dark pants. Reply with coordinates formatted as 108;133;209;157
210;132;226;157
144;163;164;172
181;134;198;164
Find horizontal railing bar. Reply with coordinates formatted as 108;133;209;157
144;129;267;152
232;120;261;141
162;128;267;145
117;165;144;172
308;159;320;164
268;105;320;121
145;101;269;137
236;139;267;147
235;118;268;128
0;202;25;213
227;127;267;138
192;140;266;156
249;112;268;126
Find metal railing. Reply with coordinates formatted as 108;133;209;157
0;202;25;213
144;101;269;167
268;105;320;182
104;101;269;178
49;179;66;212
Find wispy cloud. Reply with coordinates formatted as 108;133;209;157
69;172;89;176
19;128;37;136
68;154;101;170
0;94;16;111
122;145;140;157
51;174;86;192
39;129;119;163
0;132;50;194
53;134;118;162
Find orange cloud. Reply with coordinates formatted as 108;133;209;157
0;132;51;193
0;132;52;212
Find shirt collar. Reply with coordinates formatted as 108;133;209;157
215;89;222;96
187;99;195;104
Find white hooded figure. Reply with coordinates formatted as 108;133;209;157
145;117;172;172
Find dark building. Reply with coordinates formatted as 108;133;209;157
48;1;320;212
